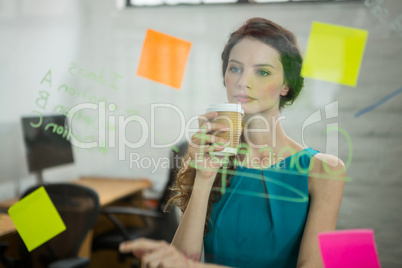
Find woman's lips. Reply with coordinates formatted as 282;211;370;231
235;95;255;103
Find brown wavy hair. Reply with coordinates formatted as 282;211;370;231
165;154;236;236
165;17;304;236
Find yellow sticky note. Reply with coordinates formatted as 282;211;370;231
301;21;368;87
8;187;66;252
137;29;192;90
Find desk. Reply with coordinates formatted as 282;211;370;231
72;177;152;206
0;177;152;212
0;213;15;238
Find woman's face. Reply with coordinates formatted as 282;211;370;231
225;37;289;114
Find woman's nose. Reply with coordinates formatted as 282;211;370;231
237;71;252;90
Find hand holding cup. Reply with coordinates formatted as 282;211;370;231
188;104;244;180
188;111;230;179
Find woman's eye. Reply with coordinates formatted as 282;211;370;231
229;67;241;73
257;70;270;76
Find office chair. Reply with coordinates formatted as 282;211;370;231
0;183;100;268
91;141;188;263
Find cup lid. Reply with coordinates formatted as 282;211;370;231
210;147;238;156
207;103;244;115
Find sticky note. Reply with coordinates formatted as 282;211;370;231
318;229;381;268
137;29;192;89
301;22;368;87
8;187;66;252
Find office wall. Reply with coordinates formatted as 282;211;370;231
0;0;401;266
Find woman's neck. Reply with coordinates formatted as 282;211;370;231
242;109;288;153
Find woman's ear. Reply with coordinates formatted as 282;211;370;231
280;85;290;96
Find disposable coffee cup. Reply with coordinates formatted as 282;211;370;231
206;103;244;156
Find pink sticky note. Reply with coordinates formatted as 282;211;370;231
318;229;381;268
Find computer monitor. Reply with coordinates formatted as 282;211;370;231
21;114;74;184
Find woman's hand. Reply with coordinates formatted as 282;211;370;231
188;111;230;180
119;238;197;268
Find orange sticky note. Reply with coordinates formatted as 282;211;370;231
137;29;192;90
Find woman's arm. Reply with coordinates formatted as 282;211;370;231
171;111;229;260
296;153;346;268
120;238;234;268
171;175;215;260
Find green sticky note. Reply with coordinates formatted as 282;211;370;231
8;186;66;252
301;21;368;87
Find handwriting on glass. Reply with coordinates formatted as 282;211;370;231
69;62;123;91
364;0;402;37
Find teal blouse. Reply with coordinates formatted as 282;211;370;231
204;148;319;268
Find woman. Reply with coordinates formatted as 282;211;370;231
120;17;346;268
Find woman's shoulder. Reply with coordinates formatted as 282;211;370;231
283;137;345;173
310;153;345;174
308;152;346;196
283;137;346;195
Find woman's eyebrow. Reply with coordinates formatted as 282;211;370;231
254;63;276;69
229;59;243;65
229;59;275;69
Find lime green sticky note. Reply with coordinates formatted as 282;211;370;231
8;187;66;252
301;21;368;87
